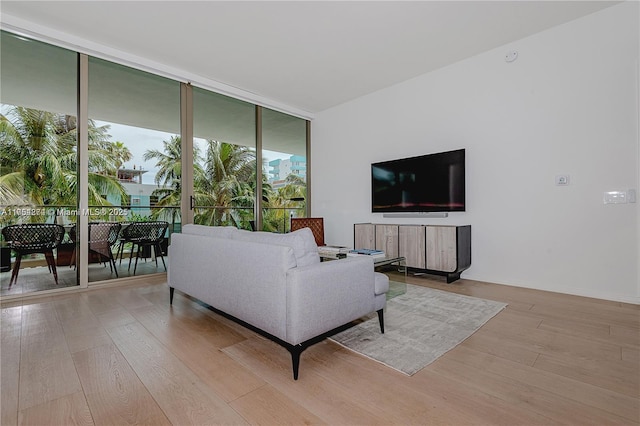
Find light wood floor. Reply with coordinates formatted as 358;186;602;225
1;272;638;425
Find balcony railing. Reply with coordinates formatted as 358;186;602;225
192;206;305;233
1;203;307;295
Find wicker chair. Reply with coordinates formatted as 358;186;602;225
1;223;65;288
88;222;122;277
114;221;132;265
290;217;325;246
68;224;77;268
122;221;169;275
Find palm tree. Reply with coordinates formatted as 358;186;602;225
143;135;204;224
260;173;306;232
143;137;306;231
195;140;256;227
143;135;183;189
108;141;132;171
0;106;126;222
279;174;307;205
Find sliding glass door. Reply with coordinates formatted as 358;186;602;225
189;96;310;232
87;58;181;281
261;108;308;233
191;87;256;230
0;29;311;298
0;31;79;295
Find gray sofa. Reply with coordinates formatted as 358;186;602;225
168;224;389;379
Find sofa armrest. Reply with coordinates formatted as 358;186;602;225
285;256;379;345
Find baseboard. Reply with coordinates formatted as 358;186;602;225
463;273;639;305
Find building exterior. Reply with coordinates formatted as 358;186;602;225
114;168;157;218
268;155;306;189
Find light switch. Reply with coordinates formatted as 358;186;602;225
603;191;627;204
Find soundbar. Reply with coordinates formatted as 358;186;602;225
382;212;448;218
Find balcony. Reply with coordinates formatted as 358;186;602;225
0;205;307;297
0;206;179;297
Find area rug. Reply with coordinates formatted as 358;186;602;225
330;282;507;376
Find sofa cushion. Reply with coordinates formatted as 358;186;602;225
232;228;320;268
290;228;321;267
182;224;237;239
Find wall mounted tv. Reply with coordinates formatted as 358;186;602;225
371;149;465;213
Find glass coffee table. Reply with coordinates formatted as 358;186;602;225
319;252;406;276
372;255;406;277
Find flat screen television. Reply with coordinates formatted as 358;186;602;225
371;149;465;213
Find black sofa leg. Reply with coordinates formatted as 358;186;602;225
289;345;302;380
377;309;385;334
169;287;175;305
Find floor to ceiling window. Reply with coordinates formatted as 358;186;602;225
0;29;310;297
0;31;80;295
87;58;181;282
261;108;308;233
192;87;256;230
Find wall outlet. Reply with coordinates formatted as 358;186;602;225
555;175;570;186
603;191;627;204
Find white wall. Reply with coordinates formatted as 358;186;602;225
312;2;639;303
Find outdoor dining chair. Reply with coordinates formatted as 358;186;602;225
88;222;122;277
1;223;65;288
114;221;132;265
121;221;169;275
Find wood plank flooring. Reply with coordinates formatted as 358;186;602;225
1;272;638;425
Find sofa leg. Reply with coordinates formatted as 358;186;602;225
289;345;302;380
377;309;384;334
169;287;175;305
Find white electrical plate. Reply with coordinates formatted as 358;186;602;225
603;191;627;204
555;175;569;186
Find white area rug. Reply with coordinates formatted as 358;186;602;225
330;283;507;376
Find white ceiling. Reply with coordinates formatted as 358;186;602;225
0;1;620;117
